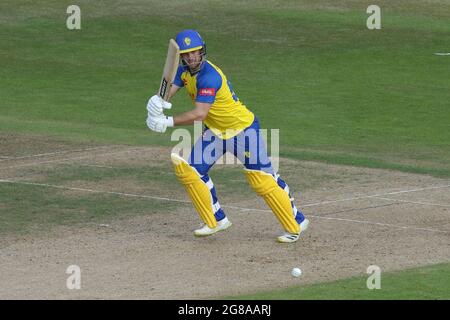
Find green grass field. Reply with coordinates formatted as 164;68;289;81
1;0;449;299
225;263;450;300
1;0;449;175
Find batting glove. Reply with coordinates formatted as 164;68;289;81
147;95;172;118
146;115;174;133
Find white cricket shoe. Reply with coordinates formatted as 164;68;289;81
194;217;232;237
277;218;309;243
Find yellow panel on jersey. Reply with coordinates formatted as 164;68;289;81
179;61;254;140
171;153;217;229
245;169;300;234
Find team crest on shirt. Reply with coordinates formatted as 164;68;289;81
244;151;251;158
184;37;191;46
199;88;216;96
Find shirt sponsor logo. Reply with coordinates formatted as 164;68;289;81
199;88;216;96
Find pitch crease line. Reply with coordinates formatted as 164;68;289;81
0;146;112;162
0;179;448;234
373;196;450;208
0;179;192;204
302;184;450;207
307;215;448;234
0;147;150;170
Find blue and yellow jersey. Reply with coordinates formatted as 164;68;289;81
173;60;254;139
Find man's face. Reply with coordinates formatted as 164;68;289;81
181;49;202;69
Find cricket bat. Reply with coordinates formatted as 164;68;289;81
158;39;180;102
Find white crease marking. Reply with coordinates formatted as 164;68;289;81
0;178;448;234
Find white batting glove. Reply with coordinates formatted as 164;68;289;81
146;115;174;133
147;95;172;118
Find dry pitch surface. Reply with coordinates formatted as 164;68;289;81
0;134;449;299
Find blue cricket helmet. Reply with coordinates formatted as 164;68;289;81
175;29;205;53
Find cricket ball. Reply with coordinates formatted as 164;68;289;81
291;267;302;278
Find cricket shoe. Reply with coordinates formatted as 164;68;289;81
194;217;232;237
277;218;310;243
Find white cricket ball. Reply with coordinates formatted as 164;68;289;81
291;267;302;278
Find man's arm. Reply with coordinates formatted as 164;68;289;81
173;102;211;126
147;100;210;133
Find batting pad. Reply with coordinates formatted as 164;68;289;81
171;153;217;229
245;169;300;234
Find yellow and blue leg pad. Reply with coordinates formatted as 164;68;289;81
245;169;301;234
273;173;306;225
171;153;223;228
200;175;226;222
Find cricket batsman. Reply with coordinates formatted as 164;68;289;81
146;30;309;243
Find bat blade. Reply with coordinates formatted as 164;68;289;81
158;39;180;101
